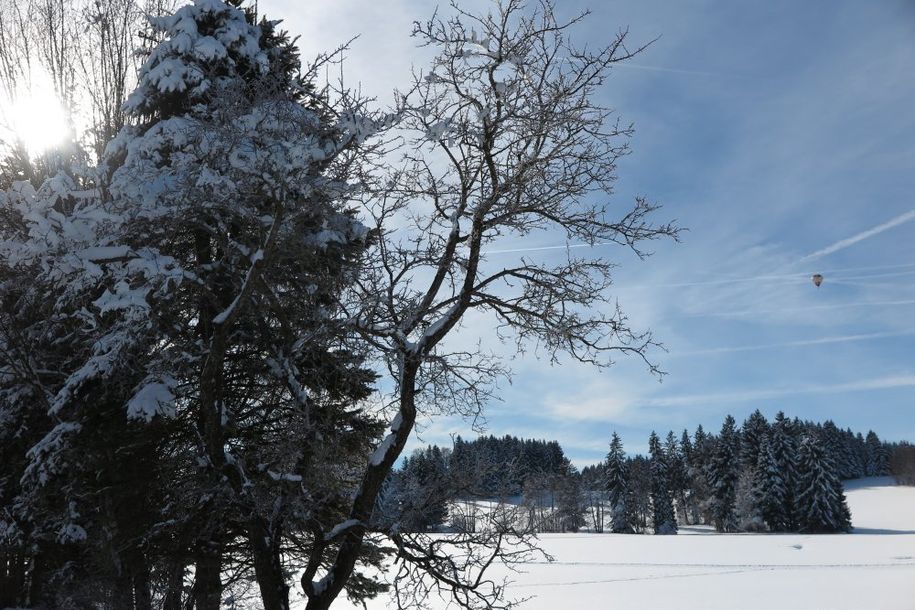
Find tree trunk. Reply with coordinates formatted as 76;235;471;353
134;562;153;610
192;546;223;610
249;518;290;610
27;551;47;608
303;360;420;610
192;229;228;610
163;559;185;610
681;493;691;525
114;571;134;609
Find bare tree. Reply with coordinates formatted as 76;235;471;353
0;0;176;163
300;1;679;608
76;0;176;159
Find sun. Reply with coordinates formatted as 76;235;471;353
1;76;70;157
8;95;69;156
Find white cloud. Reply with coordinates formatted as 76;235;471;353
484;242;614;256
537;370;915;423
801;209;915;262
644;373;915;408
694;298;915;319
674;329;915;356
548;393;635;422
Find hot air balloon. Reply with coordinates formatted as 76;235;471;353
811;274;823;288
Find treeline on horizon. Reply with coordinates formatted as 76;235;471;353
380;411;913;534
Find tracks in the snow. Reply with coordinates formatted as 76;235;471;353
512;560;915;588
522;560;915;569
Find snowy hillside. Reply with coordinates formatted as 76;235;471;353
316;478;915;610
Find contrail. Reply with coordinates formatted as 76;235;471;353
693;298;915;318
801;209;915;262
815;261;915;275
484;242;612;255
559;55;728;78
827;269;915;287
675;330;915;356
664;273;807;288
643;373;915;408
652;262;915;289
484;239;915;289
613;63;726;77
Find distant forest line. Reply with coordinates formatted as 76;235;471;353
381;411;914;535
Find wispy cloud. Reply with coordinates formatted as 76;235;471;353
543;372;915;421
660;269;915;290
644;374;915;408
548;393;635;422
673;329;915;356
662;273;806;289
613;62;728;78
636;262;915;290
801;209;915;262
484;242;612;255
692;298;915;318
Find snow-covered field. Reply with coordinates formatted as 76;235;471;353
318;477;915;610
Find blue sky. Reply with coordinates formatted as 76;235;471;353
268;0;915;464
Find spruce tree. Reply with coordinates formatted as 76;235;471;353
627;456;653;533
735;469;765;532
795;436;853;533
708;415;739;532
755;434;790;531
771;412;801;530
397;447;451;531
1;2;380;608
665;431;688;525
606;432;634;533
680;429;694;465
865;431;889;476
679;429;699;524
555;461;587;532
822;421;855;479
116;4;378;606
854;432;869;477
740;409;770;470
689;425;713;524
648;432;677;534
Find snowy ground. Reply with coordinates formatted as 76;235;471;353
302;477;915;610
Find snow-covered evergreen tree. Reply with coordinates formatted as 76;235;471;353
1;1;381;607
865;431;889;476
795;436;853;533
680;429;694;465
708;415;739;532
854;431;869;477
665;431;688;525
740;409;770;470
111;3;381;606
679;429;701;524
555;461;587;532
689;424;714;524
627;456;653;533
754;434;790;531
822;420;856;479
606;432;634;533
394;446;452;532
772;412;801;530
735;468;765;532
648;432;677;535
